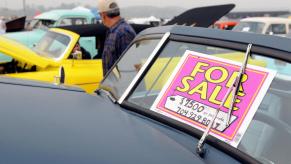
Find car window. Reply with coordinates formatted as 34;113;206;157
59;18;87;26
100;38;161;98
76;37;98;59
127;41;237;108
91;18;99;24
266;24;286;34
29;19;56;29
118;40;291;164
232;21;265;34
33;31;71;59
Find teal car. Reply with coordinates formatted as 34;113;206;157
5;9;99;45
1;9;99;62
29;9;99;29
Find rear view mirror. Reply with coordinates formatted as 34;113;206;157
31;43;37;48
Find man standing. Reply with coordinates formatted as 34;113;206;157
97;0;136;76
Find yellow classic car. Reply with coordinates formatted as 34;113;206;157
0;27;103;93
0;23;151;93
0;4;236;94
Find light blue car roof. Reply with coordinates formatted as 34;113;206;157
34;9;96;21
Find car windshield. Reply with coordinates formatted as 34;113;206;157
32;31;71;59
28;19;56;30
101;38;291;164
101;38;161;98
232;21;265;34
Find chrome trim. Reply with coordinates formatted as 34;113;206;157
118;32;170;104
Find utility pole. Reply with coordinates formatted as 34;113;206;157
23;0;26;15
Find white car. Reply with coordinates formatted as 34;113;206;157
232;17;291;36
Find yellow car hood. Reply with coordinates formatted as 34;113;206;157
214;52;267;67
0;35;54;68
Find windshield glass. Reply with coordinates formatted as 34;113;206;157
100;38;160;98
28;19;56;30
33;31;71;59
232;21;265;34
102;38;291;164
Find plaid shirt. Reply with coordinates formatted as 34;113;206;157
102;19;136;75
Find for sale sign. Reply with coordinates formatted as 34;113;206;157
150;50;276;147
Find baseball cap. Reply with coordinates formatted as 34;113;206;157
97;0;119;13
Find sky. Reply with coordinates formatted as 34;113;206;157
1;0;291;11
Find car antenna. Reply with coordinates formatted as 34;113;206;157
196;44;252;157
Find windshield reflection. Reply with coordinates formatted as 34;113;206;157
32;31;71;59
100;38;160;99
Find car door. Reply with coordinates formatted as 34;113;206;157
49;28;102;93
61;58;103;93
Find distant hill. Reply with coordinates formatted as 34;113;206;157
0;5;186;20
121;6;186;19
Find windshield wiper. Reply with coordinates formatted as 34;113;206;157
96;88;117;103
196;44;252;157
225;44;252;126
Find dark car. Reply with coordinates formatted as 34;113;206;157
1;25;291;164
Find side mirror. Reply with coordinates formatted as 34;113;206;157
31;43;37;48
54;66;65;85
266;31;274;35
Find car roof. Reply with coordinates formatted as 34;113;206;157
215;21;237;25
0;76;243;164
0;76;84;92
0;25;263;163
138;25;291;53
35;9;95;21
240;17;291;23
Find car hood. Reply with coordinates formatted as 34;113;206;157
0;35;54;68
0;77;213;164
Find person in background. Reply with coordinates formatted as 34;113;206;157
69;42;91;59
97;0;136;76
0;16;6;35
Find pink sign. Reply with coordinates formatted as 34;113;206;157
150;50;276;147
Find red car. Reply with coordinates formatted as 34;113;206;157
214;21;237;30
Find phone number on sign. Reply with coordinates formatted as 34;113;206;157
164;95;237;132
177;98;216;127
